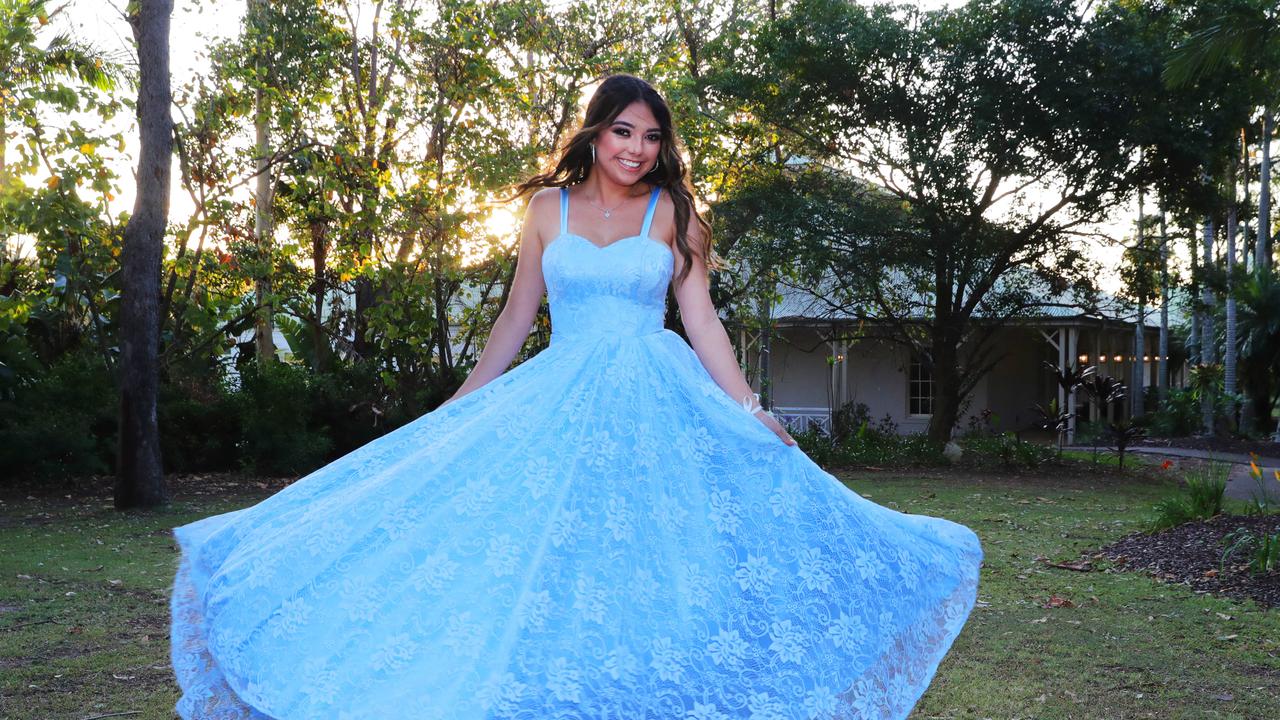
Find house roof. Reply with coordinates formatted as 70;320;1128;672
766;272;1186;331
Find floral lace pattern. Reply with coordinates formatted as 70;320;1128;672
171;186;983;719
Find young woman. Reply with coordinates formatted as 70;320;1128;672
171;74;983;720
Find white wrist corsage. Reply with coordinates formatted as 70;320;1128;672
740;392;774;418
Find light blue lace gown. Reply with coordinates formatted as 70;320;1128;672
170;186;983;720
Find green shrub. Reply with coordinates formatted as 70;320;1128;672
1144;388;1202;437
1073;419;1107;446
158;365;241;473
233;361;334;477
792;423;945;468
1184;464;1227;518
1148;496;1196;532
305;360;391;457
1147;462;1227;532
957;432;1057;469
0;353;117;481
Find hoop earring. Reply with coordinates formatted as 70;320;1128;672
651;155;661;174
590;143;595;165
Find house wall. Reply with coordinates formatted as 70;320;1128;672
981;327;1052;433
760;323;1175;439
768;326;833;408
767;327;991;436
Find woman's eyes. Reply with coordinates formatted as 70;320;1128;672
613;128;661;142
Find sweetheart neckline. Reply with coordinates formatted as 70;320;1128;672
542;232;674;263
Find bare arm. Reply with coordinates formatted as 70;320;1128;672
671;216;796;446
441;190;552;406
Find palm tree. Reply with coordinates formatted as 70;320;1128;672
1201;216;1216;434
1166;0;1279;436
1157;207;1170;402
1224;149;1239;428
1164;0;1279;272
1236;270;1280;440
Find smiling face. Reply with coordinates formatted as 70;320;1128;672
592;100;663;188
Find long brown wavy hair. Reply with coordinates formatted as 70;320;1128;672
510;74;725;289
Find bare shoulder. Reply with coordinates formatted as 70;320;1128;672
524;187;562;247
527;186;561;217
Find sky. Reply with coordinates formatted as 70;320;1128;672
48;0;1140;293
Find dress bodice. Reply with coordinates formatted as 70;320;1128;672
541;186;672;346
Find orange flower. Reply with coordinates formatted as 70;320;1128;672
1160;460;1173;471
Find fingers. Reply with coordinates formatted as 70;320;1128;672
763;415;796;446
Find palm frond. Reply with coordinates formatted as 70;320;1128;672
1162;6;1271;89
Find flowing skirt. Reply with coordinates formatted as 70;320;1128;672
170;329;983;719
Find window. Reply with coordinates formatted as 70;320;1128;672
908;356;934;416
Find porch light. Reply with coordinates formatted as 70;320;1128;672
1078;354;1088;364
1112;355;1123;362
1143;355;1150;362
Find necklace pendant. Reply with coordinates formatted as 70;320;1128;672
603;210;611;219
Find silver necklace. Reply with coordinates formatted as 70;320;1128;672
585;193;631;219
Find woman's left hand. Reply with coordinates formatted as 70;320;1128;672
753;409;797;446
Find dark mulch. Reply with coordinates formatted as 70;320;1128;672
1135;436;1280;459
1091;512;1280;609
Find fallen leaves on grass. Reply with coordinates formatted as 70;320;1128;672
1043;558;1093;572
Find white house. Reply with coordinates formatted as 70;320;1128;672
726;279;1185;442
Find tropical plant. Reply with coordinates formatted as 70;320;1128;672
1187;362;1225;435
1244;453;1280;515
1081;375;1126;464
1235;270;1280;438
1221;528;1280;576
1106;418;1146;470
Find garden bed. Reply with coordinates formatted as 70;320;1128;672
1093;513;1280;609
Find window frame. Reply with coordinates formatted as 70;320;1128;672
907;354;935;418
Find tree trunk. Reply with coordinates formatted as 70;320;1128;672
310;219;330;372
926;332;961;445
758;278;773;410
250;0;275;364
1224;156;1238;429
1158;207;1169;404
1133;183;1145;418
1134;298;1144;417
1187;221;1200;366
353;275;374;358
116;0;173;509
1259;108;1272;272
1239;128;1255;431
1200;216;1215;435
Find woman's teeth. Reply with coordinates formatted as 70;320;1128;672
618;158;641;171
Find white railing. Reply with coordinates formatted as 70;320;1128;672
772;406;832;434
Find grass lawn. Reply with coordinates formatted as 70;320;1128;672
1;464;1277;720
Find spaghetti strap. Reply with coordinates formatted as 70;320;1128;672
559;187;569;236
640;186;661;239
